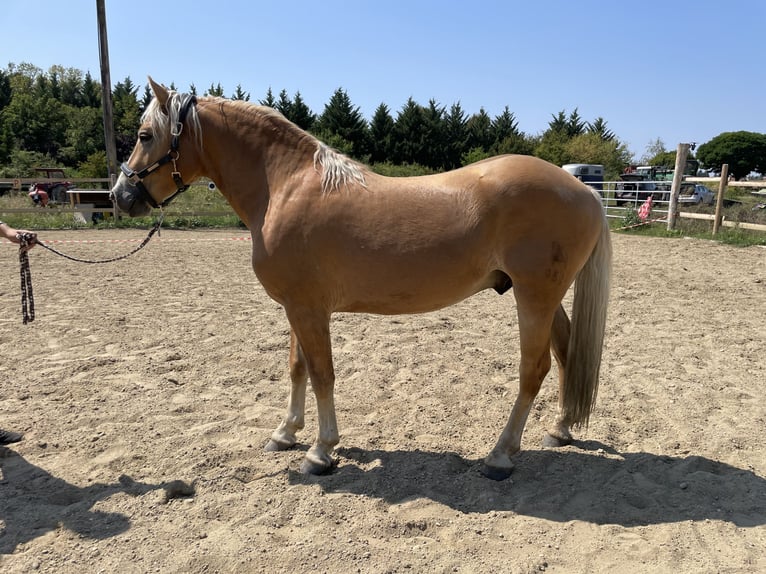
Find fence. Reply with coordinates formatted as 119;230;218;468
0;177;235;222
598;180;671;223
0;177;114;222
597;179;766;233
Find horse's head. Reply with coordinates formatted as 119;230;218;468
111;77;201;217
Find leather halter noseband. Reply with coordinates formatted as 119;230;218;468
120;94;197;209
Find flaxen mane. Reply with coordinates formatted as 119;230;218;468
148;91;366;193
244;104;368;193
312;144;367;193
143;91;202;148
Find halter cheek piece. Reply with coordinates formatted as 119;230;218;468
120;94;197;209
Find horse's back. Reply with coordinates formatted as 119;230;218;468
464;154;599;203
430;154;605;243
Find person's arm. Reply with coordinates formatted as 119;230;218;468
0;221;36;247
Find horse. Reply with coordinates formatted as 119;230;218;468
111;78;612;480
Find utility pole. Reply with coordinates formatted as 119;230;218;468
96;0;118;182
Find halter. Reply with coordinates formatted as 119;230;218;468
120;94;197;209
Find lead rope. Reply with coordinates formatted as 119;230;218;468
16;212;165;324
19;233;34;324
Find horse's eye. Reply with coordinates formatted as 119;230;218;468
138;131;153;143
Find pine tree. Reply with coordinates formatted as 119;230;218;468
112;77;141;160
82;72;101;108
566;108;586;137
444;102;468;170
491;106;532;156
392;97;427;165
316;88;369;160
422;99;446;169
259;87;277;108
140;85;153;113
0;70;11;111
276;89;292;117
206;82;224;97
587;117;615;142
56;67;84;107
492;106;520;144
289;92;315;131
548;110;569;135
466;108;493;154
232;84;250;101
369;103;394;164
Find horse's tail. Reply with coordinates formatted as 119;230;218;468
562;203;612;427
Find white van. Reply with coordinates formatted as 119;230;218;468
562;164;604;190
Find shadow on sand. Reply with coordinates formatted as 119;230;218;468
0;448;193;554
288;440;766;527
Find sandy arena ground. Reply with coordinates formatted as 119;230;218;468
0;229;764;573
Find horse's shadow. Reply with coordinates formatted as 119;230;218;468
288;440;766;528
0;448;192;554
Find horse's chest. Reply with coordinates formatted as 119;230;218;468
250;244;308;305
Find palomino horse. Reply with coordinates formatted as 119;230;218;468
112;78;612;480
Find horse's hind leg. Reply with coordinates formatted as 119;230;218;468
265;329;308;451
543;304;575;448
483;293;556;480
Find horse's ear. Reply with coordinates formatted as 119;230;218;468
147;76;170;109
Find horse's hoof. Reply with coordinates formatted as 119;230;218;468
299;456;335;476
264;438;294;452
542;433;572;448
481;463;513;481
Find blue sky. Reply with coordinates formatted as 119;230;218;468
4;0;764;160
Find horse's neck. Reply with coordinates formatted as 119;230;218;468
198;101;314;224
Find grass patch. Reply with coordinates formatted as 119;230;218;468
616;221;765;246
613;191;766;246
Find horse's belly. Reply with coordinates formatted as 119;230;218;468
335;264;499;315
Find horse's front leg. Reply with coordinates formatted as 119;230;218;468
266;329;308;452
285;308;339;475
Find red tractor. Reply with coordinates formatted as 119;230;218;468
28;167;74;206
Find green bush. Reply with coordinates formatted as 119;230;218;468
370;162;434;177
622;206;641;228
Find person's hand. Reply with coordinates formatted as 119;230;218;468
15;230;37;252
0;222;36;250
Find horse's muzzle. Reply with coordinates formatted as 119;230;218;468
111;174;153;217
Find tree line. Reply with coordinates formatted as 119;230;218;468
2;63;763;181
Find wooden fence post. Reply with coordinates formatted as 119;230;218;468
666;143;691;231
97;0;118;180
712;163;729;236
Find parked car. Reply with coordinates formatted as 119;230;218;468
614;173;658;205
678;184;715;205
